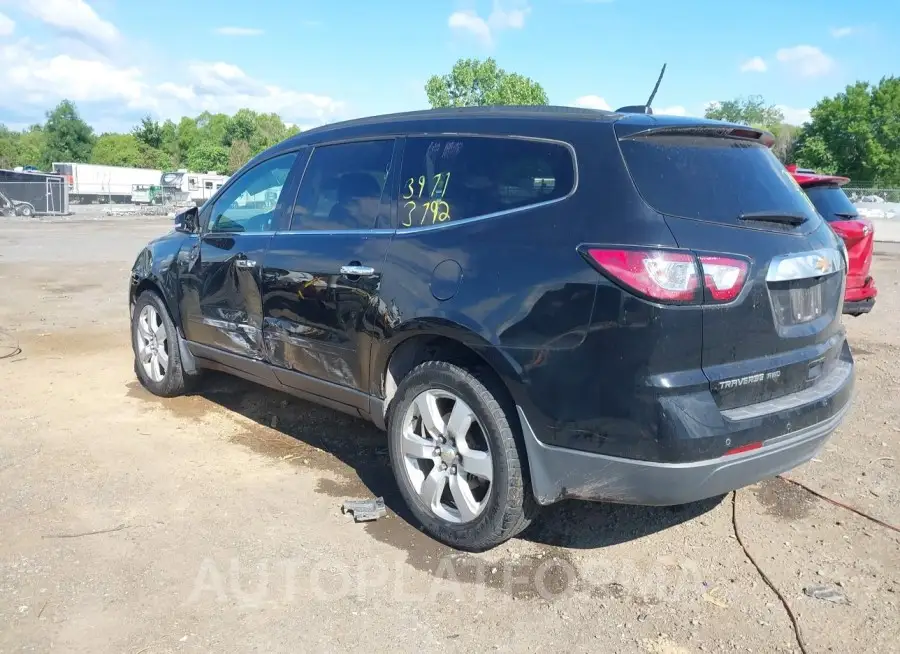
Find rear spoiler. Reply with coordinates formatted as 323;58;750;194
618;124;776;148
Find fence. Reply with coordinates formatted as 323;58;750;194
844;187;900;203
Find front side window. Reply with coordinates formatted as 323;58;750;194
209;152;299;233
397;136;575;229
291;140;395;231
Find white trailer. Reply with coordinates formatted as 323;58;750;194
51;163;162;204
160;170;229;207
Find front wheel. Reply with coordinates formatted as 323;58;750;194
388;361;536;551
18;204;34;217
131;291;196;397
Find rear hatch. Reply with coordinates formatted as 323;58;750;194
615;119;847;411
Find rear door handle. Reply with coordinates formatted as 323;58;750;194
340;265;375;277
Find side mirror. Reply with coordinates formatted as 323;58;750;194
174;206;199;233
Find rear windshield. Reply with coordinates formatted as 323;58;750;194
804;184;859;222
618;135;821;227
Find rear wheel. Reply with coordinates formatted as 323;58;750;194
18;204;34;217
131;291;196;397
388;361;535;551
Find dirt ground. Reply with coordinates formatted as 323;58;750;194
1;217;898;654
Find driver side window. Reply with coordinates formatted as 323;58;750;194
209;152;299;233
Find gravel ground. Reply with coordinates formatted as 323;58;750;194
1;216;898;654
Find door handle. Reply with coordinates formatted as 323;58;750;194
340;265;375;277
235;259;257;269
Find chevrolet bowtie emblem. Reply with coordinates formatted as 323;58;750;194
815;257;829;273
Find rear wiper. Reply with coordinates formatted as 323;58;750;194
738;211;808;226
833;212;859;220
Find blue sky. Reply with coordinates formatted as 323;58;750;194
0;0;897;133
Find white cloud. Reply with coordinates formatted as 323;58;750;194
777;105;811;125
0;40;145;108
214;26;264;36
0;40;344;128
775;45;834;77
830;26;858;38
656;105;687;116
154;62;344;124
740;56;767;73
0;11;15;36
448;1;530;47
17;0;119;48
572;95;611;111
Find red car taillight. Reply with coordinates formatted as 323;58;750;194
698;256;749;302
584;248;749;305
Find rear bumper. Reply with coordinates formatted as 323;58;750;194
519;358;854;506
520;402;849;506
844;276;876;313
843;297;875;316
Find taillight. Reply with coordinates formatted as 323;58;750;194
586;248;700;303
584;248;750;305
698;256;748;302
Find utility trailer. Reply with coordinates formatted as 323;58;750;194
0;168;69;216
160;170;229;207
51;163;162;204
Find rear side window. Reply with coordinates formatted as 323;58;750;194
291;140;395;231
804;185;859;222
398;136;574;228
619;135;820;226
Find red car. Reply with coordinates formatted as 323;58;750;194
787;164;877;316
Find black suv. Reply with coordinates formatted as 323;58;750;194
130;106;854;550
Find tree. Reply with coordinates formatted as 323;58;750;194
225;109;258;146
794;77;900;184
42;100;95;164
186;142;229;174
195;111;230;147
91;133;144;167
769;123;801;164
159;119;178;161
425;58;548;108
174;117;200;164
132;115;163;149
228;139;252;174
705;95;784;128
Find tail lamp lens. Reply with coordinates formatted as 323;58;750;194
586;249;749;304
587;249;699;302
698;256;749;302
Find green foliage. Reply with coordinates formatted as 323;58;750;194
769;123;801;164
795;77;900;184
228;139;252;175
425;58;548;108
186;142;229;174
91;133;145;166
0;99;306;176
43;100;96;164
704;95;784;128
132;115;163;149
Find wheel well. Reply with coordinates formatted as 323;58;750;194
382;334;515;421
131;279;177;328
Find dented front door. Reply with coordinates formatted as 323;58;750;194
186;232;273;357
178;150;305;358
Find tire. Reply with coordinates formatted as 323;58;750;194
131;291;197;397
387;361;536;551
18;204;34;217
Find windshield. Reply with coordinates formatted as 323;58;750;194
618;134;821;228
804;184;858;221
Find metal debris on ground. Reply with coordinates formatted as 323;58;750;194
803;584;850;605
341;497;387;522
